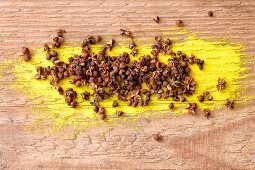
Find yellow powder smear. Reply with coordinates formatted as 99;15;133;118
0;30;248;133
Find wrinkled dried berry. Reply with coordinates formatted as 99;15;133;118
57;29;66;37
176;19;183;27
81;91;90;100
165;39;172;45
120;29;132;37
70;101;78;108
107;39;114;51
21;47;31;62
208;95;213;101
55;86;64;95
186;103;197;114
44;43;50;52
208;11;213;17
179;96;186;102
112;100;119;107
203;109;211;118
153;16;160;23
130;49;138;56
116;110;124;117
217;78;226;91
152;133;162;141
169;103;174;109
197;95;204;102
129;42;136;49
225;99;234;109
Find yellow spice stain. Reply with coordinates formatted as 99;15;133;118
0;30;248;133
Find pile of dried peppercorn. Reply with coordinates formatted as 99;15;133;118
21;28;234;120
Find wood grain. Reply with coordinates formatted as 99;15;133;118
0;0;255;169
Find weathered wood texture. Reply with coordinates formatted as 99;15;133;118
0;0;255;169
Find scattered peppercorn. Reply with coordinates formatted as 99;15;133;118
116;110;124;117
203;91;209;97
169;103;174;109
208;95;213;101
21;47;31;62
165;39;172;46
208;11;213;17
176;19;183;27
120;29;132;37
153;16;160;23
179;96;186;102
217;78;226;91
107;39;114;51
225;99;234;109
197;95;204;102
81;91;90;100
152;133;162;141
186;103;197;114
112;100;119;107
130;49;138;56
55;86;64;95
129;42;136;49
57;29;66;37
44;43;50;52
53;29;66;48
65;88;77;107
203;109;211;118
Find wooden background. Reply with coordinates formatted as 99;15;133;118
0;0;255;169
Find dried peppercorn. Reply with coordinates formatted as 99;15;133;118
203;91;209;97
57;29;66;37
81;91;90;100
153;16;160;23
116;110;124;117
44;43;50;52
186;103;197;114
225;99;234;109
197;95;204;102
154;36;162;42
112;100;119;107
165;39;172;45
208;95;213;101
129;42;136;49
130;49;138;56
208;11;213;17
168;103;174;109
55;86;64;95
203;109;211;119
70;101;78;108
179;96;186;102
217;78;226;91
120;29;132;37
107;39;114;51
152;133;162;141
176;19;183;27
21;47;31;62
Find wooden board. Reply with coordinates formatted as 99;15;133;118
0;0;255;169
